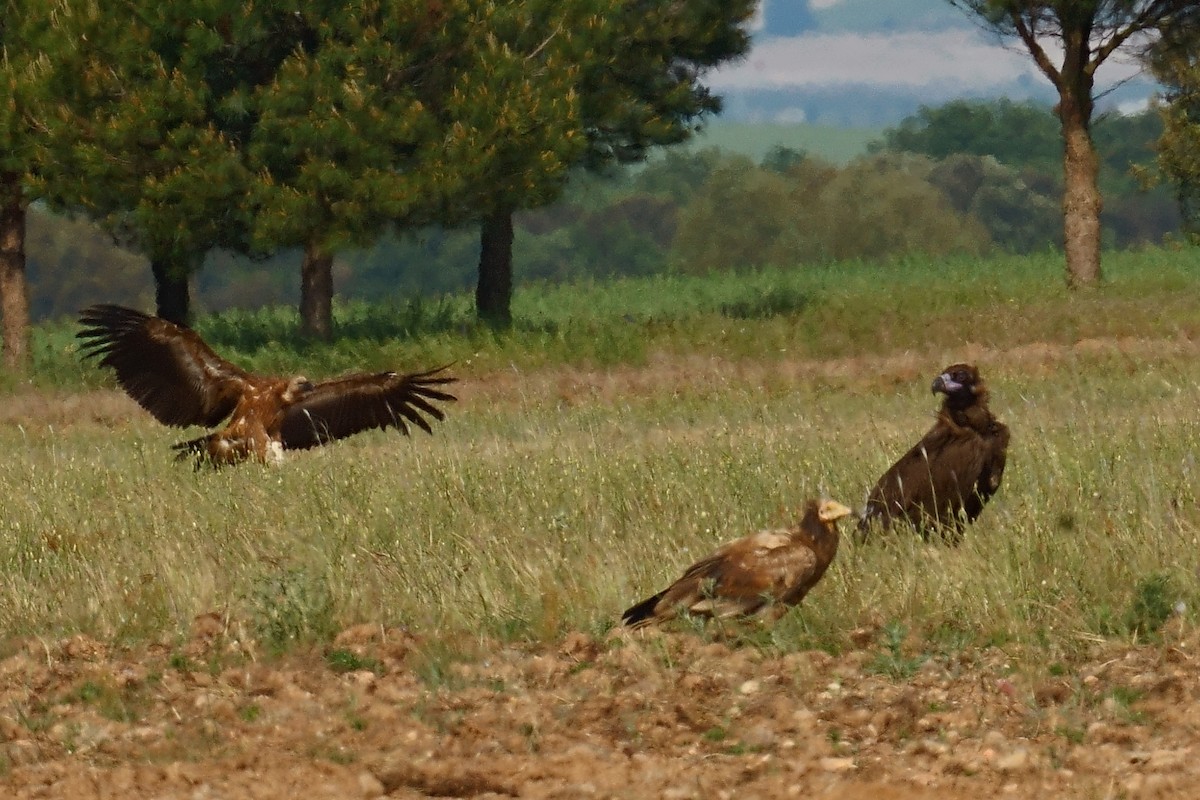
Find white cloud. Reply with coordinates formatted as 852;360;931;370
709;28;1148;94
1116;96;1152;115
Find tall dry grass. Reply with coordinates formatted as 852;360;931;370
2;345;1198;668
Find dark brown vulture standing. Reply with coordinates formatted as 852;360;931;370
858;363;1009;542
621;499;853;628
77;304;457;466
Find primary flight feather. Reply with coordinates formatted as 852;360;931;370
77;304;457;466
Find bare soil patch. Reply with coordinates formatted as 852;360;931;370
2;617;1197;799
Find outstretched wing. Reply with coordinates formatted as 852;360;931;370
279;365;457;450
77;304;251;428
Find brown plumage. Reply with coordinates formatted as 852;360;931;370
858;363;1009;542
77;304;456;466
622;499;853;629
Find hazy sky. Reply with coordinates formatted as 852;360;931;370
709;3;1153;112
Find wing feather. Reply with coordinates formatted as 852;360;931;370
654;531;814;618
623;504;843;628
862;412;1007;532
76;304;250;428
279;365;457;449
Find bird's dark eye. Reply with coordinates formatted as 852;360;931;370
953;371;969;382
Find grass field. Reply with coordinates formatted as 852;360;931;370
4;246;1200;671
20;246;1200;388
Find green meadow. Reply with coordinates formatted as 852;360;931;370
4;246;1200;668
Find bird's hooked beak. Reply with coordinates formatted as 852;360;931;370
817;500;854;523
285;376;315;401
931;373;961;395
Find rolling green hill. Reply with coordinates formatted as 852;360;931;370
683;120;881;165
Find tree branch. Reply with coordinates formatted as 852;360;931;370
1090;0;1173;72
1010;10;1062;86
526;23;563;63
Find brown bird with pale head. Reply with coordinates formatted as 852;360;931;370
858;363;1009;542
621;499;853;628
77;304;456;467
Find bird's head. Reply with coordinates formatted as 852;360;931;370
284;375;316;402
801;499;852;548
817;499;853;524
931;363;984;408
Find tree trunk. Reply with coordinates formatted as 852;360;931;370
476;209;514;327
151;258;192;326
300;241;334;340
0;173;29;375
1058;34;1102;287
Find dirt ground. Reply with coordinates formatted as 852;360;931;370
2;614;1198;799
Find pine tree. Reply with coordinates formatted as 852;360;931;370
473;0;756;326
249;0;585;337
39;2;296;324
1;0;96;371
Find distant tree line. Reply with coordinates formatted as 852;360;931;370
873;99;1182;249
21;96;1186;322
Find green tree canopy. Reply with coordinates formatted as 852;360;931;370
1150;9;1200;236
876;99;1061;175
879;97;1180;247
36;0;285;324
249;0;587;337
671;153;987;272
927;154;1061;253
2;0;100;371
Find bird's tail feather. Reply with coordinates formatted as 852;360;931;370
621;589;668;628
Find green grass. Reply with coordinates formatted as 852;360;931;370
2;246;1200;670
17;246;1200;391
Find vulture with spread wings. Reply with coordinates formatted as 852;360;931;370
858;363;1009;542
622;499;852;629
78;304;456;466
